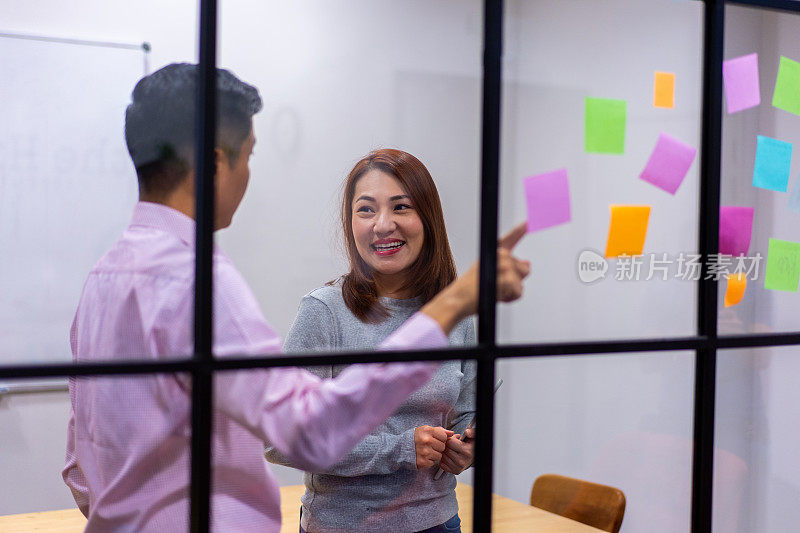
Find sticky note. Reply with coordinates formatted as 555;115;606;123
523;169;571;233
724;273;747;307
585;97;626;154
772;55;800;116
722;53;760;113
764;238;800;292
654;72;675;108
719;206;754;256
753;135;792;192
639;132;697;194
604;205;651;258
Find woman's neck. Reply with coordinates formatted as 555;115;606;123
374;273;415;299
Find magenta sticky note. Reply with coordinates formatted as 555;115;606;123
719;206;755;256
722;53;761;113
524;169;571;233
639;132;697;194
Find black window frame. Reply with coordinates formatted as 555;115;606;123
3;0;800;531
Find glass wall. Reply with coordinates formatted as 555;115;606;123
215;1;483;529
1;1;799;532
0;0;197;516
714;346;800;532
217;0;483;338
712;6;800;531
498;0;704;344
719;4;800;334
493;351;695;532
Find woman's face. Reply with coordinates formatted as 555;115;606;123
351;169;425;281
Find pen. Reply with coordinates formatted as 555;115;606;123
433;379;503;480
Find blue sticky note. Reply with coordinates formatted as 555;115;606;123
753;135;792;192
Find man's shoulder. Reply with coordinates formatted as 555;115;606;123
92;226;194;281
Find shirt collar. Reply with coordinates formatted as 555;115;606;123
130;201;198;247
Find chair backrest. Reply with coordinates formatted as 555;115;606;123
530;474;626;533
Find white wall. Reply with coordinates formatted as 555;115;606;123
1;3;796;533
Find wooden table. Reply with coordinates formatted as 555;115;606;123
0;484;603;532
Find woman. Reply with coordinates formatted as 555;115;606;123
266;149;476;533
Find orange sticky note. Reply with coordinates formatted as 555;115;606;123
605;205;651;258
654;71;675;108
725;273;747;307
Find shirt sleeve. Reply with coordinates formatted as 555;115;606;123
63;394;90;516
309;316;468;475
265;296;336;465
266;364;418;476
213;265;446;472
312;428;417;476
62;318;90;516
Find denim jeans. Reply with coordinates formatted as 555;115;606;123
298;513;461;533
415;513;462;533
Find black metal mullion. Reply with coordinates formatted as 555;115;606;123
472;357;496;530
21;328;800;379
18;326;800;380
477;4;502;346
191;0;218;531
474;0;503;531
693;1;724;532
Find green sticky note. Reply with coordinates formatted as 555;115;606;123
585;97;626;154
772;56;800;116
764;238;800;292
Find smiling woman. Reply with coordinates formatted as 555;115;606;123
343;149;458;322
351;170;426;285
266;149;476;533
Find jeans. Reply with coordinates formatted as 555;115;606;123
298;513;461;533
415;514;462;533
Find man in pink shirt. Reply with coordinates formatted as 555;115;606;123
63;63;529;532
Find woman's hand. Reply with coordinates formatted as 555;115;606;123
414;425;454;469
438;428;475;475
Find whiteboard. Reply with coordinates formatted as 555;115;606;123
0;34;146;366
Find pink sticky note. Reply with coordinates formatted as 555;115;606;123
722;53;761;113
719;206;754;256
639;132;697;194
524;169;571;233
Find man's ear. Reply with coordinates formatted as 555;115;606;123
214;147;228;173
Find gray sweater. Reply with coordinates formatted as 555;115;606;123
265;284;475;533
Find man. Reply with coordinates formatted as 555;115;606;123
63;63;529;532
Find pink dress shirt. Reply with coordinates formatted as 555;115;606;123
63;202;446;532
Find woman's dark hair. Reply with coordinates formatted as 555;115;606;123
124;62;262;196
339;149;457;323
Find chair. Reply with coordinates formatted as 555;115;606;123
530;474;626;533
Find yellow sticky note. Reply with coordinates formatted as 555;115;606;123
654;71;675;108
605;205;651;258
725;273;747;307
